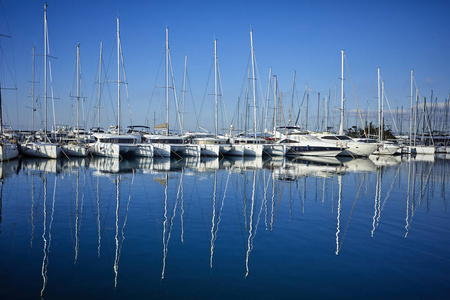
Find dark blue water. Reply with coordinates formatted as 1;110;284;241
0;155;449;299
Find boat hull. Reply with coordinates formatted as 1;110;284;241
286;145;342;157
62;144;90;157
263;144;287;156
20;142;61;159
0;143;19;161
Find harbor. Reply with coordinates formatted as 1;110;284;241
1;1;450;299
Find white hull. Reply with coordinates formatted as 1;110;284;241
341;143;378;157
179;144;201;157
90;142;120;158
373;144;401;156
0;143;19;161
126;144;154;157
152;143;172;157
414;145;435;155
227;144;263;157
90;142;153;158
198;144;220;157
20;142;61;159
286;143;343;157
263;144;287;156
62;144;90;157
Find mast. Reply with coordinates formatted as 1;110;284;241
250;30;257;138
117;17;120;133
305;85;309;130
273;75;277;131
44;4;48;137
264;67;271;136
182;54;187;135
166;27;169;136
76;43;80;141
381;80;384;141
32;46;35;132
290;71;296;126
378;68;380;141
317;92;320;131
97;41;102;130
409;70;413;149
214;39;218;137
339;50;344;135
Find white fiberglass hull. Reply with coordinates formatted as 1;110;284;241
126;144;154;157
152;143;172;157
20;142;61;159
227;144;263;157
0;143;19;161
263;144;287;156
198;144;220;157
414;145;435;155
62;144;90;157
179;145;201;157
286;144;343;157
373;143;401;156
90;142;120;158
341;143;377;157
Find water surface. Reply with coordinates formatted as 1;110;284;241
0;155;449;299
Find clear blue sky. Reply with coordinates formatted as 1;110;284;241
0;0;449;133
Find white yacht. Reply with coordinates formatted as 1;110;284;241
20;136;61;159
313;133;377;157
226;135;265;157
276;127;344;157
188;133;231;157
373;140;401;155
90;133;153;158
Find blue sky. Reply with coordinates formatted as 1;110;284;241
0;0;449;133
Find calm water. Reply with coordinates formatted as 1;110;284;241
0;154;449;299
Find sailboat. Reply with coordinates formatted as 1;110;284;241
0;35;18;161
227;31;265;157
90;18;153;158
312;50;377;157
190;39;232;157
373;68;401;155
20;4;61;159
144;28;191;158
62;44;90;157
0;85;19;161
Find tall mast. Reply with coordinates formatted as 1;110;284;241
305;85;309;130
339;50;344;135
264;67;271;135
165;27;169;136
97;41;103;130
377;68;380;141
317;92;320;131
250;30;257;138
273;75;277;131
117;17;120;133
381;80;384;141
214;39;218;137
414;88;419;146
182;54;187;135
76;43;80;141
409;70;413;149
44;4;48;137
290;71;296;126
32;46;35;132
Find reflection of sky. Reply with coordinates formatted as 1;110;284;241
0;156;449;298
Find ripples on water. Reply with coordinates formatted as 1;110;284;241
0;154;449;299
